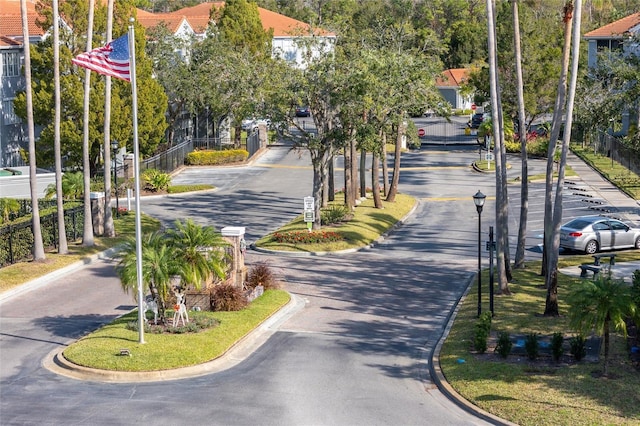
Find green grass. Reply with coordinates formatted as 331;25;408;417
572;145;640;199
254;192;416;252
440;257;640;426
168;184;214;193
0;213;160;292
63;290;290;371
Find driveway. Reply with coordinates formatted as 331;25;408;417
1;144;605;425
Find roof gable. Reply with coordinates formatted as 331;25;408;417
436;68;469;87
584;12;640;39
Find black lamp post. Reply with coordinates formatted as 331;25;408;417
473;190;486;317
111;140;119;217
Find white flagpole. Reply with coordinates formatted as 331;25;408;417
128;19;145;344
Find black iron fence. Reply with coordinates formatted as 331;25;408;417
0;205;84;268
585;130;640;176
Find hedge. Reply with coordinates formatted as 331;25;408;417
185;149;249;166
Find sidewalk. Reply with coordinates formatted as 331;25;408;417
565;151;640;224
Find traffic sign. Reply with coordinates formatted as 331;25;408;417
485;153;494;161
304;211;315;222
471;103;477;111
418;128;425;137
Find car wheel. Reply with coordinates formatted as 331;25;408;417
635;236;640;250
584;240;599;255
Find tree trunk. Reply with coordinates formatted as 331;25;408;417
359;149;366;198
20;0;45;261
382;132;389;197
486;0;510;294
344;134;354;210
103;0;115;238
81;0;95;246
513;0;528;269
350;136;358;202
52;0;67;254
543;1;576;316
386;118;404;202
372;150;382;208
328;154;335;202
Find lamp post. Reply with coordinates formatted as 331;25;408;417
111;140;119;217
473;190;486;318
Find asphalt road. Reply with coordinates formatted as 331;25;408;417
0;143;608;425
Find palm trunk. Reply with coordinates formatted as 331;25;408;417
103;0;115;238
512;0;528;269
52;0;68;254
21;0;45;260
81;0;95;246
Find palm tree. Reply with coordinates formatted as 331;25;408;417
167;219;229;288
0;198;20;224
116;232;178;323
81;0;95;246
20;0;45;261
568;274;636;376
52;0;68;254
45;172;84;200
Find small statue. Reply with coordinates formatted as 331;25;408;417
172;286;189;327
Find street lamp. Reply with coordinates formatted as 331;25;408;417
473;190;486;318
111;140;119;217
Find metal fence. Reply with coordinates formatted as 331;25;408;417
585;130;640;176
0;205;84;268
141;134;261;174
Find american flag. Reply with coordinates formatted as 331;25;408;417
72;34;131;82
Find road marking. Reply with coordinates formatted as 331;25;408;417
421;196;496;202
257;164;470;171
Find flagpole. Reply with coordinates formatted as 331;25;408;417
128;19;145;344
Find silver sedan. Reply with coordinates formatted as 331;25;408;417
560;215;640;254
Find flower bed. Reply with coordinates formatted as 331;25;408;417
272;230;343;244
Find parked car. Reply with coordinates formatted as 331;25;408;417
241;118;271;132
559;215;640;254
295;106;310;117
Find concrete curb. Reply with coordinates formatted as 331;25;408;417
0;247;120;303
429;275;518;426
251;198;420;257
42;292;305;383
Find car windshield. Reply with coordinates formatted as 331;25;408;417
563;218;595;230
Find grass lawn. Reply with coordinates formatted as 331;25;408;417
571;145;640;199
440;256;640;426
0;213;161;293
254;192;416;252
63;290;290;371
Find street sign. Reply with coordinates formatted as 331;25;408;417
485;153;494;161
471;103;477;111
303;196;314;211
304;211;315;222
418;128;425;137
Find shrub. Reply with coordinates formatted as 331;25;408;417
246;261;279;290
495;332;512;358
321;204;350;225
474;312;492;353
525;333;539;360
185;149;248;166
570;335;587;361
141;169;171;192
211;284;248;311
272;230;343;244
550;332;564;362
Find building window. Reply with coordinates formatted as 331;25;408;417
2;52;22;77
2;99;21;125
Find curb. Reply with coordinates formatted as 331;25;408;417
251;198;420;257
0;247;120;303
42;292;305;383
429;275;518;426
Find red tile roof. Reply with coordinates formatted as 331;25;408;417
584;12;640;39
136;2;333;37
0;0;44;38
436;68;469;87
0;34;21;47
